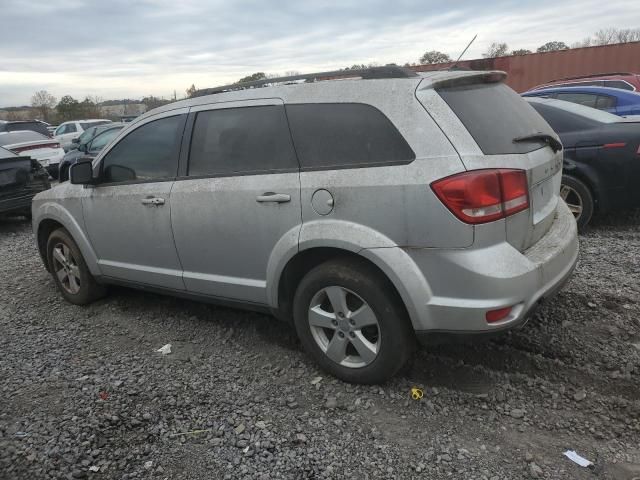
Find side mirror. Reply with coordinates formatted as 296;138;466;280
71;138;79;144
78;143;88;153
70;160;94;185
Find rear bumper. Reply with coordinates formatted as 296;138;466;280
370;199;578;336
0;180;50;215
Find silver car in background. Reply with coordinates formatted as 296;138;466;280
32;68;578;383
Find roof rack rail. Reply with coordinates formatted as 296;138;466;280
193;65;418;97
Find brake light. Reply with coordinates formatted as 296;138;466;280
602;142;626;149
431;169;529;224
11;143;60;153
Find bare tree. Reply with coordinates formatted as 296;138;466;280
419;50;451;65
31;90;57;122
511;49;532;56
186;84;197;98
482;42;509;58
573;28;640;47
537;41;569;53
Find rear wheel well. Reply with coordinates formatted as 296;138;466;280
37;219;64;271
276;247;408;325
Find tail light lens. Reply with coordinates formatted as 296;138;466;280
11;143;60;153
431;169;529;224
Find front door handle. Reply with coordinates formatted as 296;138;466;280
141;197;165;206
256;193;291;203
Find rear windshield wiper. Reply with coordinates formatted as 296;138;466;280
513;133;562;153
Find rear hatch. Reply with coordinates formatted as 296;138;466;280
418;72;563;251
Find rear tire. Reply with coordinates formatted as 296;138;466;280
293;258;414;384
47;228;106;305
561;175;593;231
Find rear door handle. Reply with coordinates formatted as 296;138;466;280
256;193;291;203
141;197;165;206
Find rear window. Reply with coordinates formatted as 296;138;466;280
437;82;556;155
604;80;634;91
6;121;48;135
0;131;47;146
286;103;415;170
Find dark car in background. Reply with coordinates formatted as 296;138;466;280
527;97;640;229
523;86;640;116
58;123;124;181
0;120;51;137
0;146;50;218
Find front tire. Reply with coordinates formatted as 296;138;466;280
293;258;414;384
47;228;106;305
560;175;594;230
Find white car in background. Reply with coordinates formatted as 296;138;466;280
0;131;65;178
54;119;111;151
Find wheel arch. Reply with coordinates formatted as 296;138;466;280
35;204;101;276
273;247;411;324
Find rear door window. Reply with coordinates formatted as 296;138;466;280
554;93;598;108
285;103;414;169
188;105;298;176
437;82;555;154
596;95;617;110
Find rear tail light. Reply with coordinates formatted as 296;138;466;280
11;143;60;153
486;306;513;323
431;169;529;224
636;144;640;156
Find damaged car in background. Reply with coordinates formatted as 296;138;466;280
0;146;50;219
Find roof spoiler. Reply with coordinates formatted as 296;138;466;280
419;70;507;90
193;66;418;97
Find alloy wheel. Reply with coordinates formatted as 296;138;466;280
308;286;380;368
52;243;81;294
560;184;583;221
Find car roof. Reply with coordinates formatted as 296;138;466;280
524;85;640;98
132;69;505;126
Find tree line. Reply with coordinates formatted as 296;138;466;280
420;27;640;64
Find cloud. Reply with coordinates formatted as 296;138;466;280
0;0;638;106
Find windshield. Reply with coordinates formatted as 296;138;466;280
0;131;47;146
90;127;122;151
77;127;96;145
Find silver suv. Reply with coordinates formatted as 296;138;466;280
32;68;578;384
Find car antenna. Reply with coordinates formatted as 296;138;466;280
449;34;477;70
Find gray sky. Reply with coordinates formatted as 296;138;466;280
1;0;638;106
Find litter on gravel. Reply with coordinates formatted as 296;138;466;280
564;450;593;467
156;343;172;355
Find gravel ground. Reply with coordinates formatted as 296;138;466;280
1;211;639;480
